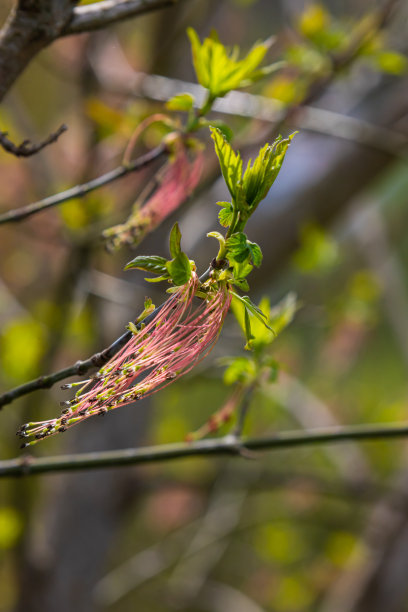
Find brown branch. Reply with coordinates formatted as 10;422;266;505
0;143;166;224
0;123;67;157
64;0;179;36
2;422;408;477
0;0;179;103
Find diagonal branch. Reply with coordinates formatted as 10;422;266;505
0;143;166;224
64;0;179;36
0;123;67;157
2;422;408;477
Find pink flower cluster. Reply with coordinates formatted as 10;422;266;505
19;274;231;446
104;149;203;250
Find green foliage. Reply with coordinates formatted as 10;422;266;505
166;93;195;111
231;293;297;350
124;224;192;286
210;127;295;236
166;223;193;286
223;356;257;385
292;223;339;275
0;507;22;549
166;252;192;286
124;255;168;276
187;27;274;99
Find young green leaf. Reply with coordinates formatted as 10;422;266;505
124;255;168;275
226;232;249;263
226;232;263;267
187;27;274;98
166;252;192;286
222;356;256;385
166;93;195;111
210;127;243;201
242;134;296;210
169;222;182;259
247;240;263;267
218;203;234;227
230;291;275;334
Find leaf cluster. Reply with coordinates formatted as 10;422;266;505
187;28;277;100
124;223;193;286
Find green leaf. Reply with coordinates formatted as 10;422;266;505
210;127;243;201
124;255;167;275
169;222;182;259
373;50;407;75
247;240;263;267
231;293;297;349
187;28;273;98
242;133;296;210
222;356;256;385
226;233;263;268
244;307;255;349
204;120;233;141
218;203;234;227
166;252;192;286
233;278;249;292
144;275;170;283
230;291;275;333
226;232;248;263
166;93;195;111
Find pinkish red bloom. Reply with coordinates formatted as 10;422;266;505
104;148;203;250
19;274;231;446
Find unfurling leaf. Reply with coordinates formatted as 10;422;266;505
187;27;275;98
226;232;263;268
166;252;192;286
124;255;168;275
166;93;195;111
210;127;243;201
169;222;182;258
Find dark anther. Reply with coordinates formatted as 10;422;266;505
20;443;28;449
78;409;87;416
210;257;228;270
98;408;108;416
58;426;67;433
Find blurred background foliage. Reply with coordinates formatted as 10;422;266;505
1;0;408;611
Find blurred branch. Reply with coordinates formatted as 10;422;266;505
124;72;408;157
3;423;408;477
0;123;67;157
64;0;179;35
0;143;166;224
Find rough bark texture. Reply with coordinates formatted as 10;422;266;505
0;0;78;102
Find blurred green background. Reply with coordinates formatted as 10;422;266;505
1;0;408;610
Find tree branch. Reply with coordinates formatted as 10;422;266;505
0;123;67;157
64;0;178;36
2;422;408;477
0;143;166;224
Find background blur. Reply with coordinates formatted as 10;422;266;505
1;0;408;610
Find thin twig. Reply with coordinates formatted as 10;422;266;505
2;422;408;477
0;143;166;225
0;124;67;157
64;0;178;36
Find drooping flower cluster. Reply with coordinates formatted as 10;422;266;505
18;274;231;446
103;148;203;251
